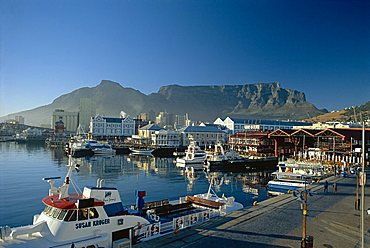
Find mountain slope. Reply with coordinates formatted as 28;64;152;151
1;80;327;126
308;101;370;122
144;83;324;120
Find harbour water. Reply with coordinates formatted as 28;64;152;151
0;142;271;227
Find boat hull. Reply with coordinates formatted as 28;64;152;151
205;157;278;172
129;148;154;156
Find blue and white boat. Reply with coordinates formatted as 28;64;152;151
176;141;206;169
267;172;312;196
85;140;116;155
0;157;243;248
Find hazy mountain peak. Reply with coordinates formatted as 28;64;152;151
97;80;123;88
1;80;327;126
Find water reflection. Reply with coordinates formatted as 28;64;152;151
0;142;275;227
180;167;199;192
69;154;273;207
50;147;67;166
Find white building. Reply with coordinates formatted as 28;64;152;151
131;123;164;145
138;123;164;138
214;117;311;134
79;98;96;131
151;130;180;147
52;109;79;132
14;116;25;125
179;125;226;146
293;122;357;130
90;113;135;138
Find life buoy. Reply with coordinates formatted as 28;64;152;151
175;218;183;229
150;213;160;222
203;211;210;220
190;215;198;224
151;224;159;235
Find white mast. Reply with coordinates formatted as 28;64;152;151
58;156;77;199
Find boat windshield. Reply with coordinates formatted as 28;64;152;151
43;206;99;222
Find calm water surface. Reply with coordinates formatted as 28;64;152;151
0;142;271;227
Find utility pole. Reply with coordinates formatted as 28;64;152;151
360;122;365;248
300;179;312;248
302;190;307;245
356;173;359;210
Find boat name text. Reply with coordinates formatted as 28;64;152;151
75;219;110;229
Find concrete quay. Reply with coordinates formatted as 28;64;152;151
134;174;370;248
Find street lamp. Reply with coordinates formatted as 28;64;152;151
360;122;366;248
300;178;313;248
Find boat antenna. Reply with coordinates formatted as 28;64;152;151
206;175;213;199
58;156;79;199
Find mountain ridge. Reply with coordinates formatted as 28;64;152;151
1;80;327;126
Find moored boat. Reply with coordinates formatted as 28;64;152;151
0;157;243;247
129;147;154;156
267;172;313;196
176;140;206;169
204;144;277;172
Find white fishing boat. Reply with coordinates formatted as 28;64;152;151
0;157;243;248
204;143;277;172
129;147;154;156
267;172;312;196
276;160;325;181
176;141;206;169
86;140;116;155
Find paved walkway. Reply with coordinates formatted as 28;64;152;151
134;174;370;248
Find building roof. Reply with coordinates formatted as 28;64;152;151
231;131;269;139
180;125;225;133
316;128;370;140
228;117;311;126
96;115;133;123
104;117;124;123
139;123;164;131
268;127;370;141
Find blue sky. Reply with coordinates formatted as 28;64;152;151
0;0;369;116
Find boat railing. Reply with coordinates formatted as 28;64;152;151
138;209;219;242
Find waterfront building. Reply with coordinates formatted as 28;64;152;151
14;115;25;125
293;122;359;129
131;123;164;145
134;118;150;135
179;125;226;147
138;123;164;138
54;120;65;136
151;129;180;147
16;127;44;141
268;127;370;165
90;112;135;139
214;117;311;134
228;131;275;156
52;109;79;132
79;98;96;131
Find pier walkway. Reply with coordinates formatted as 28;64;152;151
135;174;370;248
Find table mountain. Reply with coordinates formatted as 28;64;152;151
1;80;327;126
